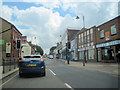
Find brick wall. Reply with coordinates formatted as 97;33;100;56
1;19;12;60
96;16;120;44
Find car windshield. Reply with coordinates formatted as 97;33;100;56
23;56;41;61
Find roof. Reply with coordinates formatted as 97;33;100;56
97;16;120;28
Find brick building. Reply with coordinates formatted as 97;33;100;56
0;17;22;73
77;26;97;62
96;16;120;62
61;28;80;59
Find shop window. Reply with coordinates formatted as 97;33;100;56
100;30;104;38
79;51;84;59
101;47;114;60
88;49;94;59
111;25;116;35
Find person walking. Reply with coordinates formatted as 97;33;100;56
116;52;120;63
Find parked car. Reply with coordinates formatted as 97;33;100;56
49;55;53;59
19;55;46;77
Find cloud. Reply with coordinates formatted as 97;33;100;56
1;1;118;54
1;5;13;22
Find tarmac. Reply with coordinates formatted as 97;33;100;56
59;59;120;77
0;58;119;81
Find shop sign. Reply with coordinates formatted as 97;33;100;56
105;31;110;41
6;42;11;53
78;45;95;51
96;40;120;48
0;40;4;45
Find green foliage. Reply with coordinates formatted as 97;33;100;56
36;45;44;55
50;46;56;51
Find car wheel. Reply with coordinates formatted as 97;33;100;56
43;71;46;76
19;72;23;77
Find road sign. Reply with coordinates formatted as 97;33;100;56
6;42;11;53
0;40;4;45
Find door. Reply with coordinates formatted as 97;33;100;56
98;50;101;62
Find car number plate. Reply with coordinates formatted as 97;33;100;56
27;64;36;66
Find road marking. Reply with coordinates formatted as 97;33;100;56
0;73;18;87
65;83;73;89
49;69;56;75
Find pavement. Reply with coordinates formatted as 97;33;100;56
58;59;120;77
0;66;2;80
0;66;18;80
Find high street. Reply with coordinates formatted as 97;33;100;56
1;58;119;89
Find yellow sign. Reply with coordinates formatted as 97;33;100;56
27;64;36;66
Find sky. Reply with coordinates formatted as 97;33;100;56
1;0;119;54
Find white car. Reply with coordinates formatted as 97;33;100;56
49;55;53;59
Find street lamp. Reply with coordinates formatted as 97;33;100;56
76;15;86;66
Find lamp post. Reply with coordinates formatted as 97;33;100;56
76;15;86;66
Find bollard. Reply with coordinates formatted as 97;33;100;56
83;60;85;66
3;58;5;73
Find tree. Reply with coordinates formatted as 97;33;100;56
36;45;44;56
50;46;56;52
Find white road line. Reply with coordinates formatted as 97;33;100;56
49;69;56;75
65;83;73;89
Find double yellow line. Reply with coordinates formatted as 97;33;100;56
0;73;18;87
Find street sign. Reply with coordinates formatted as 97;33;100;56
6;42;11;53
0;40;4;45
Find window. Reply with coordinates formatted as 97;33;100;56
84;32;86;44
101;47;114;60
90;28;93;42
81;33;83;44
91;33;93;42
79;51;84;59
85;36;86;44
100;30;104;38
87;34;89;43
88;49;94;59
79;35;81;45
111;25;116;35
87;30;89;43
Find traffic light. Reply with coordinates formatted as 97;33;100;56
68;42;70;49
17;39;21;49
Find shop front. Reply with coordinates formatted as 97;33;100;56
96;40;120;63
78;45;96;62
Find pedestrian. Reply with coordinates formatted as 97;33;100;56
116;52;120;63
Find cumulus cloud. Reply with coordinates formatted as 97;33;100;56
1;1;118;54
